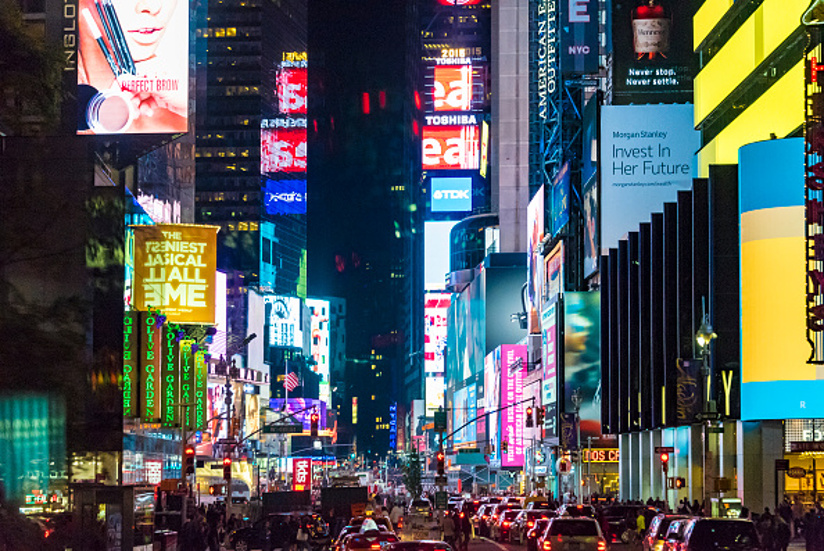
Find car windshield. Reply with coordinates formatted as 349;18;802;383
688;521;758;548
657;517;687;539
503;511;520;520
387;545;450;551
412;501;430;509
528;511;550;520
564;506;595;517
549;520;599;537
602;506;635;518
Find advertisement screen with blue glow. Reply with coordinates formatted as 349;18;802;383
431;177;472;213
264;178;306;215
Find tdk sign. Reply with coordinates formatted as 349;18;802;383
431;177;472;212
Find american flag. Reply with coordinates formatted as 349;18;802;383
284;372;300;392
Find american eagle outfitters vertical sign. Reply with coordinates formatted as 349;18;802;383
132;224;219;325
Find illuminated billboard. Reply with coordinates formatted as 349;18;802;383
453;384;477;445
560;0;599;74
132;224;219;325
611;0;693;104
600;104;699;254
500;344;526;468
270;398;327;430
264;178;307;215
551;162;570;236
564;292;602;442
306;298;331;405
425;293;450;373
277;67;307;115
431;177;472;212
261;128;308;173
425;375;445;416
422;126;480;170
740;138;824;418
424;220;457;289
484;349;500;462
541;300;558;439
433;65;472;111
292;458;311;492
264;295;303;348
77;0;188;134
436;0;481;4
527;186;545;333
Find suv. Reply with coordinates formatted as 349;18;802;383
409;499;434;518
491;509;521;542
662;518;691;551
511;510;554;544
537;518;607;551
599;505;658;543
557;504;597;519
679;518;762;550
642;514;690;551
473;505;494;537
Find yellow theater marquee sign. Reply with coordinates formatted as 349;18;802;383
132;224;219;325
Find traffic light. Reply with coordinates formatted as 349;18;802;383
223;456;232;481
525;406;534;427
660;452;669;474
536;406;545;426
501;440;509;454
675;477;686;489
436;450;445;475
310;410;319;438
184;445;195;475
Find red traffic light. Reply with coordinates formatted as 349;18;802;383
660;452;669;463
185;446;195;456
436;451;445;462
223;456;232;466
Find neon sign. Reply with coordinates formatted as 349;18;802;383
433;65;472;111
140;312;160;422
124;311;138;418
806;30;824;363
161;324;180;427
422;126;480;170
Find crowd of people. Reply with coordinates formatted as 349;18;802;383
179;503;243;551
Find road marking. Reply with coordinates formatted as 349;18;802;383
478;537;510;551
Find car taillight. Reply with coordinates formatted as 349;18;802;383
370;545;381;549
527;521;534;527
597;539;606;551
503;521;510;527
460;513;465;518
541;541;551;551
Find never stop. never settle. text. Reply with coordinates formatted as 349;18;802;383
141;230;210;308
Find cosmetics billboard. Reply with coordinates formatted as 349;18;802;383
132;224;219;325
425;293;450;374
563;292;603;443
527;186;545;334
422;126;480;170
484;349;500;463
611;0;693;104
500;344;527;468
600;104;699;255
740;138;824;418
77;0;188;134
541;299;558;439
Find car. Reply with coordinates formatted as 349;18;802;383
524;500;551;511
556;504;597;519
537;518;607;551
526;518;551;551
230;513;297;551
678;518;762;551
511;510;554;545
661;518;691;551
341;530;400;551
458;498;482;519
642;514;690;551
599;505;658;543
383;541;454;551
409;499;434;518
491;509;521;542
473;504;494;537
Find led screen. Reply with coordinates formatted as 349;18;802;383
425;293;450;373
527;186;545;334
552;162;570;236
433;65;472;111
264;295;303;348
425;376;445;416
424;221;457;289
739;138;824;418
541;300;558;439
560;0;599;74
436;0;481;4
500;344;526;468
600;104;699;255
261;128;307;173
564;292;602;442
77;0;188;134
270;398;327;430
277;67;307;115
431;177;472;212
422;126;480;170
264;178;307;215
132;224;219;325
453;385;477;445
582;177;599;278
306;298;331;406
484;349;500;463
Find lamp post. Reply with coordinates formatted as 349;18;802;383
571;388;583;503
695;298;717;512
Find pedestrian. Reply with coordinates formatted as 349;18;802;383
390;502;404;532
757;512;775;551
775;515;791;551
442;511;457;548
461;510;472;551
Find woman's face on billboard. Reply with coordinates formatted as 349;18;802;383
115;0;178;62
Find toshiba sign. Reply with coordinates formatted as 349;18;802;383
422;126;479;170
431;177;472;212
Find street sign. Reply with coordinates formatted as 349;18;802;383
435;476;448;486
707;427;724;434
775;459;790;471
791;441;824;452
435;491;448;510
263;424;303;434
655;446;675;454
695;412;722;421
458;447;481;454
434;411;447;432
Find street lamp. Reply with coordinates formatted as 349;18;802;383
696;298;717;512
571;388;583;503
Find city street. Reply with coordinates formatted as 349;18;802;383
472;536;633;551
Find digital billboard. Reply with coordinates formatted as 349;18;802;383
611;0;694;104
264;295;303;348
541;300;558;439
740;138;824;418
425;293;451;373
425;375;445;416
424;221;457;289
501;344;527;468
546;241;564;299
560;0;599;74
564;292;602;442
552;162;570;236
422;126;480;170
453;385;477;445
582;176;599;278
600;104;699;255
436;0;481;5
261;128;308;173
527;186;545;334
77;0;188;134
306;298;331;406
431;177;472;212
277;67;307;115
433;65;472;111
132;224;219;325
264;178;307;215
270;398;327;430
292;458;311;491
484;349;500;462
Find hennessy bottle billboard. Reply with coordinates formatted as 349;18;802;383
632;0;670;59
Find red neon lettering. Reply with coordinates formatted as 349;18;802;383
812;57;824;83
